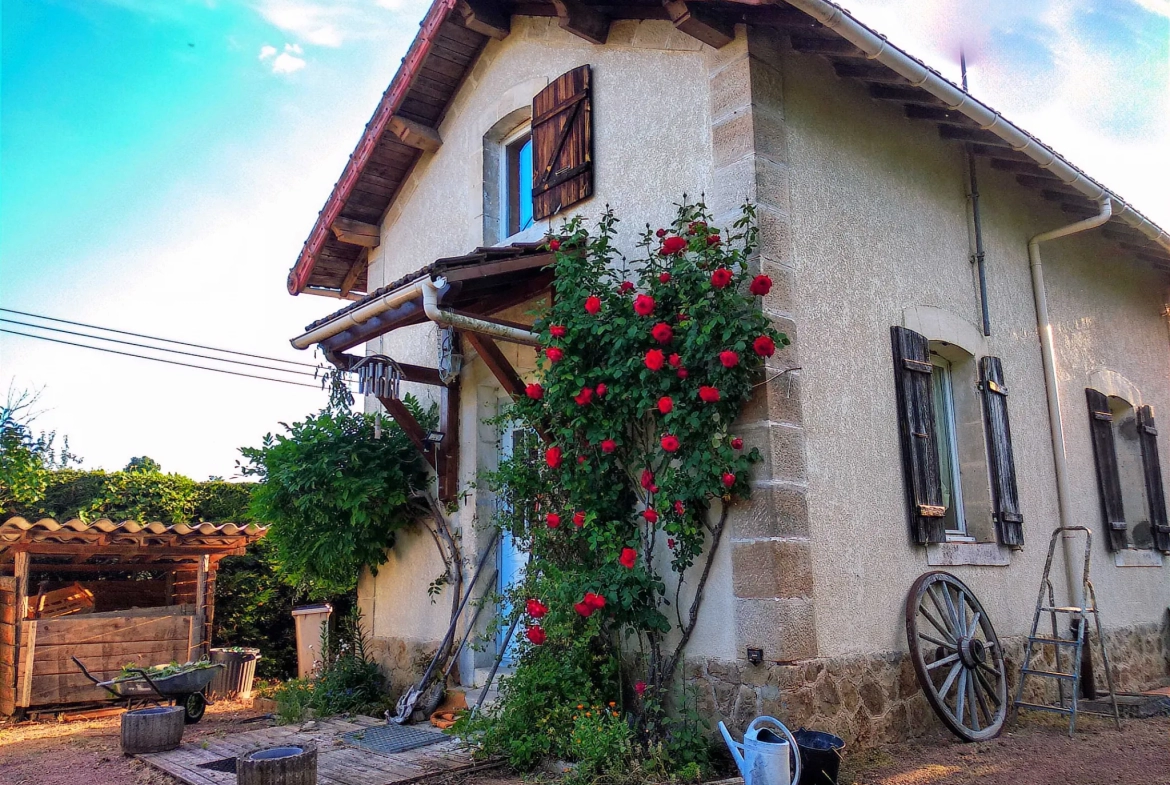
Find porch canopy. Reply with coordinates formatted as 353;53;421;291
1;516;266;715
291;243;556;501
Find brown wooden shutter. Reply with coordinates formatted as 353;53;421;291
891;326;947;544
979;357;1023;546
531;65;592;221
1085;388;1127;551
1136;405;1170;552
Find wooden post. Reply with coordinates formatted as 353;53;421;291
190;555;209;661
12;552;28;707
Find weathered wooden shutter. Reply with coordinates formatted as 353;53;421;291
979;357;1024;546
1136;405;1170;552
1085;388;1127;551
891;326;947;544
531;65;592;221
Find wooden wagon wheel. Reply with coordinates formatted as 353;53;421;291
905;571;1007;741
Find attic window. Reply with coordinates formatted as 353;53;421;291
504;127;534;238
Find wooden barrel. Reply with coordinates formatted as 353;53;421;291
237;743;317;784
120;706;185;754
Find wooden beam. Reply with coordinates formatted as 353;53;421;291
834;61;905;84
989;158;1059;178
904;104;974;124
12;552;28;707
664;1;734;49
867;83;943;106
461;332;525;400
340;248;368;299
189;555;208;660
1042;189;1093;207
551;0;610;44
1015;173;1080;194
789;34;861;56
6;544;247;558
1118;241;1170;262
388;114;442;153
441;251;556;282
378;396;437;469
331;218;381;248
457;0;510;39
438;380;460;502
938;124;1012;148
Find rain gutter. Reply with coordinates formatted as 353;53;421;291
781;0;1170;255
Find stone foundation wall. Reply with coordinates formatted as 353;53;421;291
367;636;439;698
690;619;1169;747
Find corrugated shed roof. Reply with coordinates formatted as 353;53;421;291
0;517;267;549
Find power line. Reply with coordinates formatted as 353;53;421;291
0;307;320;369
1;328;329;389
0;317;320;378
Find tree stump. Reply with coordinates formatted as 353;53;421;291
120;706;185;754
237;744;317;785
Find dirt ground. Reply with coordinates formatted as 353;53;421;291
0;702;1167;785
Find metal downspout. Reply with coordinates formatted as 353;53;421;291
421;277;541;346
1027;199;1112;609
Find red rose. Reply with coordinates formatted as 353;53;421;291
577;456;586;465
699;386;721;403
526;383;543;400
584;592;606;610
545;346;564;363
731;437;744;450
668;538;676;548
526;599;548;618
634;294;655;316
710;268;732;288
661;434;680;452
596;383;607;397
619;281;635;293
659;272;672;284
574;601;594;617
687;221;706;235
722;472;736;488
573;510;586;527
547;513;561;529
545;446;563;468
619;548;638;569
661;236;687;255
651;322;673;344
585;295;602;314
525;625;546;645
635;681;647;695
601;439;617;454
674;500;685;516
707;234;721;246
657;396;673;415
550;324;567;337
656;228;666;238
750;275;772;296
719;350;740;368
574;386;594;406
645;349;666;371
677;368;689;379
753;335;776;357
642;509;659;523
549;239;561;251
668;353;682;368
641;469;655;490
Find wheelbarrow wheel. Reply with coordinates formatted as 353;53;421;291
180;692;206;724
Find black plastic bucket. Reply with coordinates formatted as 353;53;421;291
793;729;845;785
208;647;261;700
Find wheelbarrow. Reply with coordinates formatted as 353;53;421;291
72;655;223;723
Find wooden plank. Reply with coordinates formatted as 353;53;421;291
0;576;14;590
12;552;28;707
35;613;192;647
0;621;14;646
0;603;13;625
17;620;37;707
29;641;187;675
190;555;209;660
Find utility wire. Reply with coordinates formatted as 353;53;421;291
1;328;327;389
0;307;319;369
0;318;321;378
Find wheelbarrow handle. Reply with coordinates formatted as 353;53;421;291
125;667;166;698
72;655;124;699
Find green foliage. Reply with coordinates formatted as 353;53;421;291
80;469;198;522
273;609;386;722
0;387;80;514
475;201;787;773
238;384;433;596
213;536;300;679
124;456;162;473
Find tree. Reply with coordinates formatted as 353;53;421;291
124;456;162;473
0;386;79;514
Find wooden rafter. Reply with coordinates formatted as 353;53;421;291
551;0;610;44
457;0;509;39
339;248;368;299
438;382;460;501
664;1;734;49
331;218;381;248
388;115;443;153
377;395;437;469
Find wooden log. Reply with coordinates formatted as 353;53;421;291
237;743;318;785
121;706;185;754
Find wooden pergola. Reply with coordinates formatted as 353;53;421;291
0;516;265;715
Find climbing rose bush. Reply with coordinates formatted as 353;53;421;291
464;201;789;770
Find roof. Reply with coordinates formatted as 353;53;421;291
1;517;267;558
287;0;1170;297
301;243;554;354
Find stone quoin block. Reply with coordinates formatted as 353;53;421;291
727;481;810;539
731;538;814;599
735;596;818;661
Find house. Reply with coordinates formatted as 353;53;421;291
286;0;1170;744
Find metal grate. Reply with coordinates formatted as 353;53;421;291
197;757;236;773
342;723;448;755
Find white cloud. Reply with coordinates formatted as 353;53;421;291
258;44;277;60
285;42;303;55
271;51;306;74
256;0;432;47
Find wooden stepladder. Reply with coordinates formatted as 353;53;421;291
1014;526;1121;736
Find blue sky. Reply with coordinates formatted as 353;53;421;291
1;0;1167;481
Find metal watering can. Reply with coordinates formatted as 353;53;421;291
718;716;801;785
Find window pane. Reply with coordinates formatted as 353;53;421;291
930;358;965;534
517;137;533;231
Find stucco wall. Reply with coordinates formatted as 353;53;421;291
779;38;1170;659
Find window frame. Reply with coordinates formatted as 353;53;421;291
501;124;534;241
930;352;970;540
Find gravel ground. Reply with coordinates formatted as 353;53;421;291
0;702;1166;785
